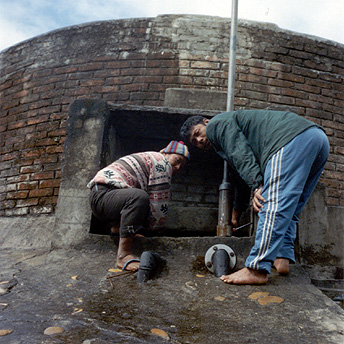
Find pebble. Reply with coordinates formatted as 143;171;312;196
150;328;170;340
248;292;269;300
43;327;65;335
0;329;13;336
248;292;284;305
257;295;284;305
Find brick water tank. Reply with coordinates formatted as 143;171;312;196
0;15;343;264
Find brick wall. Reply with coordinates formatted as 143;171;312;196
0;15;343;217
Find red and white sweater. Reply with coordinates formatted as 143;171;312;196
87;152;172;229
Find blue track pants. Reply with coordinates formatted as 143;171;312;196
245;127;329;273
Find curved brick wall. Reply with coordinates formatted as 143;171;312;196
0;14;343;217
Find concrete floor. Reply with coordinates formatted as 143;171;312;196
0;235;343;344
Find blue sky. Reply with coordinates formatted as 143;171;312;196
1;0;343;52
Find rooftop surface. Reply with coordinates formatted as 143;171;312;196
0;236;343;344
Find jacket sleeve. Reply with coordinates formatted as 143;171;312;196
209;118;263;190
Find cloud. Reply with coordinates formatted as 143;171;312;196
236;0;344;43
1;0;343;52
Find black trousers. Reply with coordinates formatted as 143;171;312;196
89;184;150;237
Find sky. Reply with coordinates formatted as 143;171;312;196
0;0;343;52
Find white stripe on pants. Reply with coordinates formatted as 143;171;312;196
245;127;329;273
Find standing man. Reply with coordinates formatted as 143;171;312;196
180;110;329;284
87;141;190;271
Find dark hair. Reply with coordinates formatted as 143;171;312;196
180;115;206;142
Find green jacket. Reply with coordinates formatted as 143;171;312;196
206;110;321;190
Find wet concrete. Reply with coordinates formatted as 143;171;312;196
0;236;343;344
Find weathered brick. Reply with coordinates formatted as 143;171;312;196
79;79;104;87
29;188;54;197
277;72;304;83
269;94;295;105
30;205;54;214
281;88;307;99
27;115;49;126
45;146;64;154
21;148;46;159
122;84;149;92
7;190;29;199
35;138;57;147
17;198;39;207
32;69;52;79
38;196;58;205
54;66;78;75
39;179;61;188
29;100;52;110
2;99;20;111
25;131;47;141
106;60;131;69
31;171;55;180
106;76;133;85
18;181;39;190
78;62;104;72
93;85;119;94
0;199;16;210
20;165;42;174
5;207;29;216
294;83;320;94
130;92;159;101
0;80;12;91
94;70;120;78
191;61;220;69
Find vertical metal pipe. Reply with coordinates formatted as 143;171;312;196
226;0;239;112
217;0;239;237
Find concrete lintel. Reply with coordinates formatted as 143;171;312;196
164;88;228;111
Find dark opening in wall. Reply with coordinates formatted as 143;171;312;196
90;106;228;237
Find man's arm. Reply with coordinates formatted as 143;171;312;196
208;117;263;190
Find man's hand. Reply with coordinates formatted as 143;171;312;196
252;187;266;212
231;208;241;229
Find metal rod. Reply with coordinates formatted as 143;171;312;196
217;0;239;237
234;222;253;232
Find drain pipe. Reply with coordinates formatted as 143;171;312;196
137;251;166;283
205;244;237;277
217;0;239;237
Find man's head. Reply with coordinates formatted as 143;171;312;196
160;140;190;173
180;116;212;150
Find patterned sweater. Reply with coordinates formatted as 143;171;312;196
87;152;172;229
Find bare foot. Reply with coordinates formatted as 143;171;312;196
274;258;289;275
117;254;140;271
220;267;268;285
116;237;140;271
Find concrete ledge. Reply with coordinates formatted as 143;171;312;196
0;215;55;249
79;234;255;258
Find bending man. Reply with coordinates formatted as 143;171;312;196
87;141;190;271
180;110;329;285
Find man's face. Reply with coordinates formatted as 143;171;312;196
165;154;188;174
189;119;212;150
